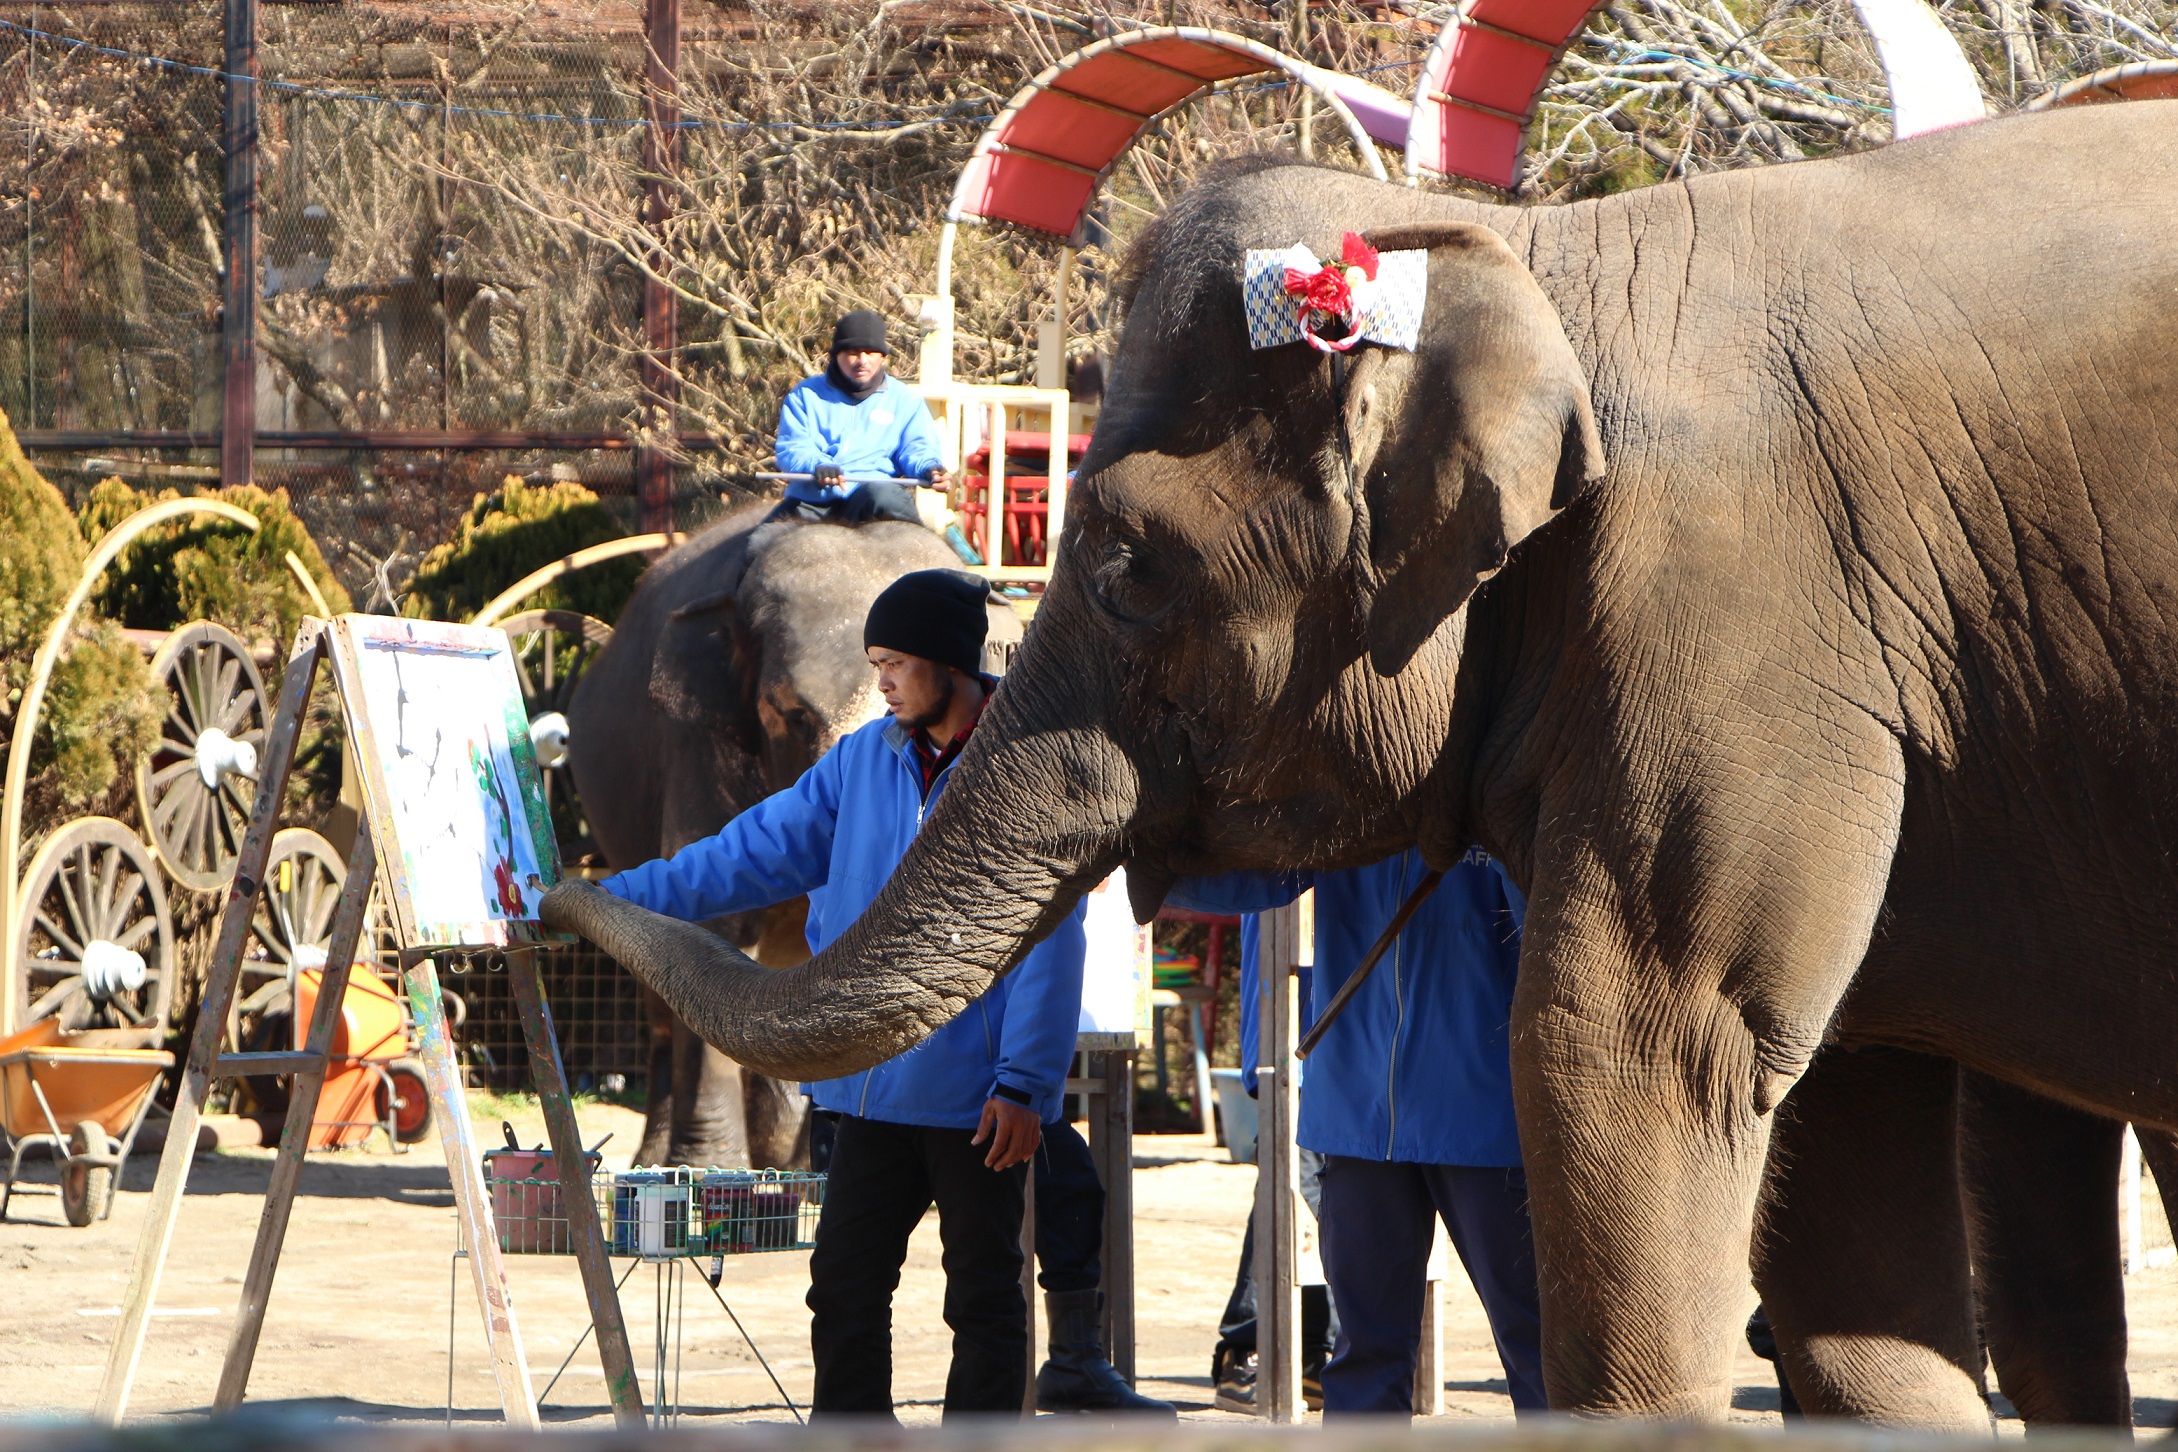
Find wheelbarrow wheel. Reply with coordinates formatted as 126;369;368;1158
378;1058;433;1144
135;621;269;892
16;817;175;1035
61;1122;115;1228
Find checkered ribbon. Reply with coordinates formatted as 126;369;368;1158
1243;242;1427;355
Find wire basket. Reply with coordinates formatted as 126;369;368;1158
481;1154;821;1260
693;1168;823;1255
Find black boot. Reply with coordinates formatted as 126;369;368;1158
1035;1289;1177;1416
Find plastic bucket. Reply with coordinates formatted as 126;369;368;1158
1212;1068;1257;1165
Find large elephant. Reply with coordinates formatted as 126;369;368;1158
545;102;2178;1420
568;509;1014;1165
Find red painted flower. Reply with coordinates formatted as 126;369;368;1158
494;860;525;916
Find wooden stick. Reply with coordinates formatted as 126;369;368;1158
1295;870;1444;1061
504;949;646;1427
1254;900;1304;1423
215;829;378;1412
1019;1169;1038;1414
407;956;541;1430
96;622;324;1426
1097;1046;1137;1383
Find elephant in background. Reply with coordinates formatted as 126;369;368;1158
567;509;1016;1166
544;103;2178;1421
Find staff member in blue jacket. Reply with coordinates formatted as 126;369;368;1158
1176;848;1543;1417
598;568;1085;1420
772;310;949;525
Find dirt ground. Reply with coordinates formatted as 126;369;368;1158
3;1094;2174;1431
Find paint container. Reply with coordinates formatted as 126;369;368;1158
696;1170;757;1255
482;1147;600;1254
749;1186;804;1249
611;1167;692;1259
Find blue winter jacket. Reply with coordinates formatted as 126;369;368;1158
775;373;946;503
599;714;1087;1129
1173;848;1525;1167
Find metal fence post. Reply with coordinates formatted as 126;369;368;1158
638;0;681;535
221;0;259;488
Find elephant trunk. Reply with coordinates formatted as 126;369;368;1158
542;634;1135;1083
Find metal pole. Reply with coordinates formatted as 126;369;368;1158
220;0;259;487
637;0;680;536
24;3;36;426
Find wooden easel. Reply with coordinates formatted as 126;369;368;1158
94;619;644;1428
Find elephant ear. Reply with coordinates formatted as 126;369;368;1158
1346;222;1606;675
649;587;761;754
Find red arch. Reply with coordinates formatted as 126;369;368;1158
1406;0;1609;191
946;27;1396;242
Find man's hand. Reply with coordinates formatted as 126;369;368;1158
923;466;951;489
972;1096;1040;1170
812;462;844;489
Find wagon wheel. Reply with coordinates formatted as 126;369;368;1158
498;609;611;856
238;829;348;1036
14;816;174;1037
135;621;268;892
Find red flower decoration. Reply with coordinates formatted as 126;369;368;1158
1340;231;1380;281
494;860;525;916
1283;263;1352;320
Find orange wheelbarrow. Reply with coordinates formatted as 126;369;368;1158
0;1017;173;1226
233;829;434;1151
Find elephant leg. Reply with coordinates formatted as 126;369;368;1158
636;985;676;1166
2135;1126;2178;1238
670;1022;753;1167
1509;714;1907;1416
751;897;812;968
744;1070;811;1170
1756;1046;1988;1428
1960;1071;2130;1428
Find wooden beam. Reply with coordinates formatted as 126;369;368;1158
215;831;378;1412
1254;899;1304;1422
505;949;646;1426
406;956;541;1430
96;624;325;1425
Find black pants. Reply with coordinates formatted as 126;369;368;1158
1216;1149;1337;1362
1034;1117;1103;1294
1317;1156;1545;1415
765;479;922;527
806;1114;1028;1418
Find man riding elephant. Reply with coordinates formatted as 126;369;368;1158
770;310;951;527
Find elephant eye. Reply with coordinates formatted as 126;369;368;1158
1091;535;1174;626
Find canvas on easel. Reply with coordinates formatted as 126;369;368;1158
329;615;562;946
95;617;644;1430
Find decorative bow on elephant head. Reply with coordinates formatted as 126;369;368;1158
1245;229;1428;355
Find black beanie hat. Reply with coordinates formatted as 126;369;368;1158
863;569;989;679
831;309;890;355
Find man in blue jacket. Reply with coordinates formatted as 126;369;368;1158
597;568;1085;1419
1176;848;1544;1417
772;310;950;525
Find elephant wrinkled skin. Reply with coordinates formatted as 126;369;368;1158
545;103;2178;1418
